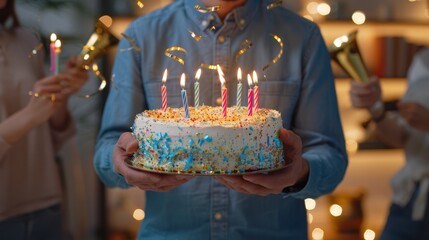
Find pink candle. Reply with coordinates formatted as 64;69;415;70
161;69;168;111
217;65;227;117
247;74;253;116
49;33;57;73
221;86;227;117
252;70;259;111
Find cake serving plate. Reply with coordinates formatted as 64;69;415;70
125;158;287;176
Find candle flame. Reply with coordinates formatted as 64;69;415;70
195;68;202;81
252;70;258;85
180;73;186;89
54;39;61;48
162;69;168;83
50;33;57;42
247;74;253;87
217;65;225;86
237;68;242;82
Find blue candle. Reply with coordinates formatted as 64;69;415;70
180;73;190;118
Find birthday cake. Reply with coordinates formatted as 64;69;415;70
131;106;284;174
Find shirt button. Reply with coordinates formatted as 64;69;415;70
218;35;225;43
216;97;222;105
214;212;222;220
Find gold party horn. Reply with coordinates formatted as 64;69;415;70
329;30;369;82
77;15;119;69
77;15;119;98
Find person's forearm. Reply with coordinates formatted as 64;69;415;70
50;100;71;131
374;112;407;148
0;107;43;144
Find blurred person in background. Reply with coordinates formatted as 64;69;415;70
349;47;429;240
0;0;88;239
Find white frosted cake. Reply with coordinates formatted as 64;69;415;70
131;106;284;174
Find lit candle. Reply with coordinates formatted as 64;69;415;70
161;69;168;111
194;68;201;108
247;74;253;116
253;70;259;111
180;73;190;118
236;68;242;107
217;65;227;117
50;33;57;73
54;39;62;75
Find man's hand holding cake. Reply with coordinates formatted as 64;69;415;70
215;129;309;196
113;132;193;192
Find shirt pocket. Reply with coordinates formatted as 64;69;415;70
257;80;300;113
143;78;185;109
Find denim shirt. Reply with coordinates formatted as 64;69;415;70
94;0;348;239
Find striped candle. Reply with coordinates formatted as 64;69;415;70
217;65;227;117
161;69;168;111
194;68;201;108
236;68;242;107
221;86;227;117
252;70;259;111
247;74;253;116
180;73;190;118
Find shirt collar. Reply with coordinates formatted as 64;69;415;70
184;0;260;32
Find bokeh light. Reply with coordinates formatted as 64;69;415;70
305;198;317;210
330;204;343;217
352;11;366;25
133;209;145;221
307;213;314;224
364;229;376;240
317;3;331;16
312;228;324;240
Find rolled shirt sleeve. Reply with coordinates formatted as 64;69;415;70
286;26;348;199
94;23;144;189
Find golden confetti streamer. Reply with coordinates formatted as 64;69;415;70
165;46;187;65
267;1;283;10
200;64;218;70
235;39;253;63
262;34;283;72
209;26;216;31
121;33;142;52
79;63;107;99
189;30;202;41
136;0;144;8
28;43;43;58
194;5;221;13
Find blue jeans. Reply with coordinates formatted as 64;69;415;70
380;185;429;240
0;204;63;240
